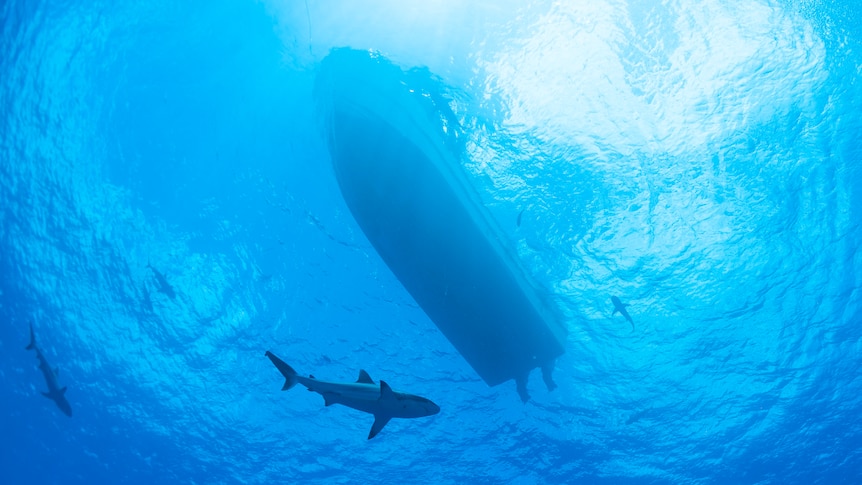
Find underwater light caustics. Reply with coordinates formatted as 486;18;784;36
315;49;566;402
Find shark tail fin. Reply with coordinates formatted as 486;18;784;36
265;351;298;391
25;321;36;350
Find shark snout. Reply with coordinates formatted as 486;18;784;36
55;396;72;417
401;396;440;417
59;401;73;417
423;398;441;416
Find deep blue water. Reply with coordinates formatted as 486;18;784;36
2;0;861;483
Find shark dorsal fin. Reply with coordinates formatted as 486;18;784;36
368;415;392;440
309;374;316;379
379;381;395;401
356;370;374;384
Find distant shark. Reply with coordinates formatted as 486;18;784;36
26;322;72;417
611;296;635;332
265;351;439;439
146;262;176;299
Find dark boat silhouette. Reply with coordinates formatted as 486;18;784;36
315;49;566;399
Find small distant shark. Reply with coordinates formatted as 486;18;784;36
265;351;439;439
140;284;154;313
26;322;72;417
611;296;635;332
146;262;176;299
626;407;655;425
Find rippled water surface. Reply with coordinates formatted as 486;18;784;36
1;1;861;483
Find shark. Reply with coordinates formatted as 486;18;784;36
25;322;72;417
611;296;635;332
265;351;439;439
146;262;176;299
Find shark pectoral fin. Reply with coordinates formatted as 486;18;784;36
41;391;52;399
322;393;336;407
613;308;619;315
368;415;391;440
356;369;374;384
379;381;395;401
59;387;67;395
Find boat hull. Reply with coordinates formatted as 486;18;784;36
317;49;566;388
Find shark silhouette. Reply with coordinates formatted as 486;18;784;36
25;322;72;417
265;351;439;439
611;296;635;332
146;262;176;299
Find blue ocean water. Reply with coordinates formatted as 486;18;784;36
1;0;861;483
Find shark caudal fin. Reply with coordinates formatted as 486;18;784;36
25;321;36;350
265;351;298;391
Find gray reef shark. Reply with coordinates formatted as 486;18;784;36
265;351;439;439
611;296;635;332
26;322;72;417
146;262;176;299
